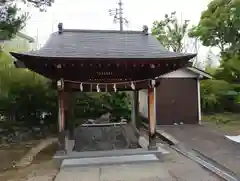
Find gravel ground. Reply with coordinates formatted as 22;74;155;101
0;161;59;181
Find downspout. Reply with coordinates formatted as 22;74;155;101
197;76;202;124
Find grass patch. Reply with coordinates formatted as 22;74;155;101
203;113;240;134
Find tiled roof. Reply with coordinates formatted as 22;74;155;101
17;29;195;59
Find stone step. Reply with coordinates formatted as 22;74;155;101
61;154;159;168
55;147;167;159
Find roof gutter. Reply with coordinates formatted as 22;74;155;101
187;67;213;79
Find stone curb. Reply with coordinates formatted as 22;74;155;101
156;130;179;145
15;138;58;168
142;122;179;145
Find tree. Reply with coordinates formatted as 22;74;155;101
0;3;27;40
0;50;131;128
190;0;240;113
189;0;240;54
152;11;190;52
200;79;235;112
0;0;54;40
21;0;54;9
214;53;240;82
189;0;240;82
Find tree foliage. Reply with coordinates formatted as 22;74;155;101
21;0;54;9
0;50;131;131
0;3;27;40
200;79;240;113
152;11;190;52
0;59;131;138
74;92;131;122
0;48;57;127
190;0;240;106
213;53;240;82
189;0;240;53
0;0;54;40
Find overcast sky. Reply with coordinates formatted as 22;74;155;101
23;0;211;45
21;0;219;67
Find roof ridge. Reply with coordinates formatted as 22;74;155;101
52;29;151;35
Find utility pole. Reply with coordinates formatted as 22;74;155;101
193;38;200;67
119;0;123;31
109;1;137;126
109;0;128;31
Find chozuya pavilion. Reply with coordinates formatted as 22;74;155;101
10;23;196;152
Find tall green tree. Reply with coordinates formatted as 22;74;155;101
152;11;190;52
189;0;240;54
189;0;240;82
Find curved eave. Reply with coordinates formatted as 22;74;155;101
10;52;197;64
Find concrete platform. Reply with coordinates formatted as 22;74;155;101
61;154;159;168
54;127;169;168
54;147;168;167
54;161;222;181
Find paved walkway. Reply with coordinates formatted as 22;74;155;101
157;125;240;178
54;151;221;181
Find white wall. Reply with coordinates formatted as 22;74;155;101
158;68;198;78
139;89;148;118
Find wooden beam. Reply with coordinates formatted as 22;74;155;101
24;58;186;82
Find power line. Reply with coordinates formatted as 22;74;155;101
109;0;128;31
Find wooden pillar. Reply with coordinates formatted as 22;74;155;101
131;91;139;127
57;79;66;153
66;91;75;140
58;90;65;132
148;80;157;150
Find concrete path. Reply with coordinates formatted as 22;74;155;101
157;125;240;178
16;138;57;168
54;152;221;181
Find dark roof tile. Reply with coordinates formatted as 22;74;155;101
14;29;195;59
